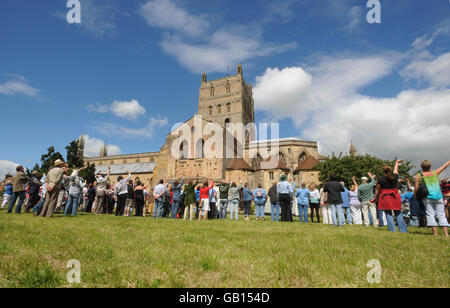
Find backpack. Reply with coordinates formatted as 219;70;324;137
256;189;263;198
415;173;429;201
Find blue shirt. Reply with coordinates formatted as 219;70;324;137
277;181;293;195
195;189;200;202
295;188;310;206
4;184;13;195
253;188;267;202
243;187;253;201
340;188;350;208
172;179;185;201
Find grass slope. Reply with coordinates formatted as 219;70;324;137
0;209;448;288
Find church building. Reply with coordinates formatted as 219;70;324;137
81;65;326;189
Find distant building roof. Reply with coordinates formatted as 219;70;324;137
259;158;290;171
96;162;157;175
226;158;253;171
295;156;319;172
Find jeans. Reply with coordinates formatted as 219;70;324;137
271;203;280;221
154;198;164;218
219;200;228;219
33;197;45;215
384;210;408;233
377;210;385;227
255;201;265;218
64;193;80;216
297;204;309;222
8;191;26;213
171;199;181;219
244;200;252;216
343;207;352;224
330;204;345;226
229;200;239;220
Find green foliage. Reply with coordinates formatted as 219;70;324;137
40;146;64;175
313;154;414;186
65;140;84;170
79;163;96;184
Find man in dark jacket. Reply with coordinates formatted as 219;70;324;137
7;165;30;214
24;171;42;213
268;180;279;221
218;180;231;219
323;173;345;227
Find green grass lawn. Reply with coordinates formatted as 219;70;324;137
0;207;448;288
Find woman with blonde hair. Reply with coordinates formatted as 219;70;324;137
349;177;362;225
309;183;320;223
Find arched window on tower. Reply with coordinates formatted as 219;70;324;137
226;82;231;94
209;106;213;116
298;152;307;165
217;104;222;114
210;86;215;97
278;152;287;166
252;154;262;170
195;139;205;159
180;140;188;160
226;103;231;113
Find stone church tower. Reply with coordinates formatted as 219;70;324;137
198;64;254;127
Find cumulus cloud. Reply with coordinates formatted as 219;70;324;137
83;135;122;157
0;160;19;180
139;0;296;73
253;52;450;176
0;75;40;97
93;116;169;139
87;99;146;121
111;100;146;121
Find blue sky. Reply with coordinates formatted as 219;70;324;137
0;0;449;178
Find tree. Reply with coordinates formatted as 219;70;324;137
313;154;414;186
40;146;64;174
79;163;96;184
65;139;96;183
66;140;84;169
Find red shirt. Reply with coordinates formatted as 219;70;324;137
199;181;214;201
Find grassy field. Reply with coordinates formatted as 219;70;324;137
0;208;448;288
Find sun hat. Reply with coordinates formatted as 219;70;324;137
361;176;368;181
280;174;287;181
54;159;65;167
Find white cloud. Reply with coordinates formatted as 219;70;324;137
111;99;146;121
139;0;209;36
400;52;450;87
87;99;146;121
0;75;39;97
140;0;296;73
87;102;110;113
346;6;362;32
0;160;19;180
83;135;122;158
411;21;450;51
253;52;450;177
93;116;169;139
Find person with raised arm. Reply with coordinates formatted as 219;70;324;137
375;160;408;233
114;170;131;217
415;160;450;237
171;178;185;219
134;178;151;217
183;176;200;221
199;177;214;221
349;177;362;225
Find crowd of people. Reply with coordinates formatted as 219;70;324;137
2;158;450;237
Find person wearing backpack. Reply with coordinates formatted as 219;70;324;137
218;180;231;219
24;171;42;213
414;160;450;237
253;183;267;221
